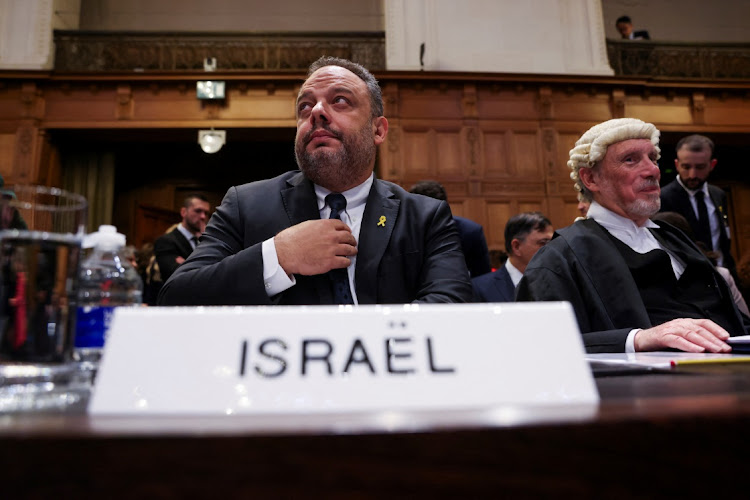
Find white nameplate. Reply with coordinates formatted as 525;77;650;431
89;303;598;415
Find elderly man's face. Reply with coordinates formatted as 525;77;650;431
583;138;661;225
294;65;387;192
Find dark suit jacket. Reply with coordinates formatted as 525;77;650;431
632;30;650;40
471;265;514;302
158;171;472;305
516;218;748;353
453;216;491;278
660;179;736;276
153;228;193;283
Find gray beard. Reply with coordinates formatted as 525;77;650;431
626;196;661;219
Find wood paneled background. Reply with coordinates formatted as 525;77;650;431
0;71;749;263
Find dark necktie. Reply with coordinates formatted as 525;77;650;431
694;191;713;250
325;193;354;304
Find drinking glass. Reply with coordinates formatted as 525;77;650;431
0;185;88;412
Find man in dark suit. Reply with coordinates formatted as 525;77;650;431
615;16;650;40
517;118;747;353
660;134;736;278
472;212;552;302
159;57;472;306
153;194;210;283
408;180;491;278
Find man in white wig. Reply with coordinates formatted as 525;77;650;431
517;118;749;353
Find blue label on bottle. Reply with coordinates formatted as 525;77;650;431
75;306;115;348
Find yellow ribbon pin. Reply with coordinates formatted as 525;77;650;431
377;216;386;227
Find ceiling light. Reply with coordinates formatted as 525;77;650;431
198;130;226;154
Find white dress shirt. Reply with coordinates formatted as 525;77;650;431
261;173;374;303
505;259;524;288
176;223;198;250
586;202;687;352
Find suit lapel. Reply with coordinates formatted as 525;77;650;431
493;266;515;302
173;230;193;258
279;172;332;303
355;180;399;304
280;172;320;225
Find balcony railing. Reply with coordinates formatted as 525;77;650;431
606;39;750;80
53;31;386;72
53;32;750;80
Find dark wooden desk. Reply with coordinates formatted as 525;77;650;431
2;370;750;498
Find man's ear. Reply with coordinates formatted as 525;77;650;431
180;206;187;219
709;158;718;172
578;167;599;193
373;116;388;146
510;238;521;257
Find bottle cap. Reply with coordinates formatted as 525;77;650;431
83;224;126;250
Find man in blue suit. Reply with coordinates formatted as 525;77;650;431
159;56;472;306
409;180;491;278
472;212;553;302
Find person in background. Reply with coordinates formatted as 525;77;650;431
616;15;650;40
159;56;472;306
409;180;491;278
660;134;736;279
576;192;591;220
517;118;748;353
472;212;552;302
153;194;210;283
651;211;749;317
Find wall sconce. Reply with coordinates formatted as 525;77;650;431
198;130;226;154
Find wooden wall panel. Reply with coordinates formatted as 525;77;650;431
511;132;542;178
435;131;462;176
485;201;514;249
553;92;612;123
0;134;15;181
402;130;432;176
482;131;509;177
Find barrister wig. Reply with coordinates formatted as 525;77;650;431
568;118;661;200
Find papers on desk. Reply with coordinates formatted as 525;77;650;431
588;352;750;373
727;335;750;354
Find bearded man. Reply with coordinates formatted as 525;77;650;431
516;118;749;353
159;56;472;306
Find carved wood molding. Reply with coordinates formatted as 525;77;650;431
54;31;385;73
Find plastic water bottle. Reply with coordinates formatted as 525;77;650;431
74;225;143;371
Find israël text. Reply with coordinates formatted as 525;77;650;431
238;337;455;378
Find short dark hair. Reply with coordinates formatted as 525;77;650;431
307;56;384;119
504;212;552;254
183;194;208;209
409;180;447;201
616;16;632;25
676;134;714;156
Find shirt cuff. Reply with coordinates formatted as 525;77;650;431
262;238;295;297
625;329;639;353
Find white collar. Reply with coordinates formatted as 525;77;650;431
314;173;374;212
504;259;524;287
586;201;659;234
676;176;709;197
177;223;196;242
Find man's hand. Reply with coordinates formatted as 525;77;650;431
274;219;357;276
634;318;731;353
